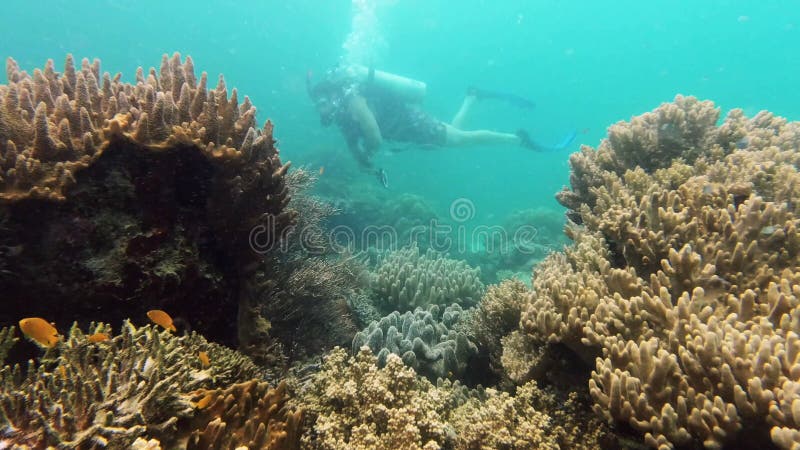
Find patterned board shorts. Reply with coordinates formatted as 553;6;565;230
380;105;447;146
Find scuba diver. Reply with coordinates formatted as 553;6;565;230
307;64;575;187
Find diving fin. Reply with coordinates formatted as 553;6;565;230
468;86;536;110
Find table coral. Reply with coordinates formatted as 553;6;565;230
0;54;293;350
352;304;477;380
371;246;484;313
505;96;800;449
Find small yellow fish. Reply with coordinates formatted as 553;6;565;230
87;332;110;343
147;310;176;332
19;317;59;348
195;392;214;409
198;351;210;368
58;365;67;380
319;166;325;175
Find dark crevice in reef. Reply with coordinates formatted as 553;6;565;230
0;139;240;350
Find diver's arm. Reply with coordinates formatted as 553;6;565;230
347;95;382;153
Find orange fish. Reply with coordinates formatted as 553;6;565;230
195;392;214;409
319;166;325;175
87;332;110;343
147;310;176;332
198;351;210;368
19;317;59;348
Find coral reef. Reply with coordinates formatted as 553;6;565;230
352;304;477;380
371;246;484;313
448;381;558;449
251;168;363;362
506;96;800;449
465;208;568;284
186;380;302;450
457;279;529;377
449;380;611;450
0;321;276;448
298;346;610;449
297;347;452;450
0;327;16;365
0;54;292;350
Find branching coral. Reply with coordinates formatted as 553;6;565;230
186;380;302;450
507;96;800;449
298;347;451;450
371;247;484;313
448;382;558;449
449;380;609;450
298;347;607;449
352;304;477;380
0;321;269;448
0;327;16;366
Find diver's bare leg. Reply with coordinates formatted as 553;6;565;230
444;124;520;147
451;94;477;129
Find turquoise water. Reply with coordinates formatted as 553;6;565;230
3;0;798;222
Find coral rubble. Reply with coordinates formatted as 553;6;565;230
352;304;477;380
506;95;800;449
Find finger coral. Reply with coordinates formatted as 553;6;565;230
371;246;484;313
0;54;293;350
352;304;477;380
507;96;800;449
0;321;272;448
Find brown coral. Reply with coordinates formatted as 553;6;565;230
186;380;302;450
507;97;800;449
0;54;293;351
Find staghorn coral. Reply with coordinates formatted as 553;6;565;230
186;380;302;450
371;246;484;314
0;54;292;351
508;97;800;449
352;304;477;380
297;347;451;450
0;321;267;448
